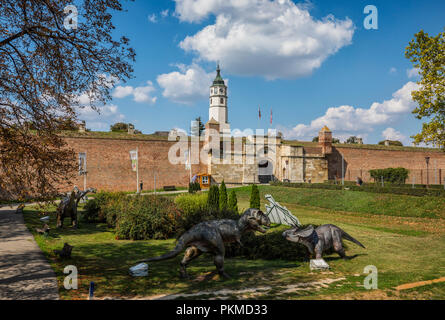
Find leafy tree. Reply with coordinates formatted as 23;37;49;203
111;122;129;132
312;136;319;142
249;185;260;209
228;190;238;214
406;29;445;149
207;185;219;213
346;136;360;144
0;0;135;200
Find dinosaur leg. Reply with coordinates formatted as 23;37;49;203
179;246;202;279
214;253;230;279
56;215;63;228
332;229;347;259
71;208;78;229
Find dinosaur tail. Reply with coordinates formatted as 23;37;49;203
138;240;185;263
341;231;366;248
138;232;194;263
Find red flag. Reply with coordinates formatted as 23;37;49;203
270;109;273;125
258;106;261;120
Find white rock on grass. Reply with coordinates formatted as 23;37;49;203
129;263;149;277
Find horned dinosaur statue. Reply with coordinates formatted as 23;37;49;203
56;187;96;228
282;224;365;260
138;208;271;279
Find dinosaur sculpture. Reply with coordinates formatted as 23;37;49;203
283;224;365;260
265;194;301;227
56;187;96;228
139;208;271;279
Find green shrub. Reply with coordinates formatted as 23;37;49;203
207;185;219;213
188;182;201;193
174;192;239;235
228;190;238;214
250;184;260;209
369;168;409;184
175;193;208;215
82;191;127;224
226;225;314;261
115;196;180;240
219;181;228;211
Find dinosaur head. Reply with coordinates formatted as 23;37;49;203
242;208;271;233
282;225;315;243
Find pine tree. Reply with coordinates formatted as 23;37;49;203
207;185;219;213
219;181;228;211
250;185;260;209
228;190;238;214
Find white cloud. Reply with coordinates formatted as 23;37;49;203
282;81;419;140
161;9;169;18
175;0;355;79
76;104;126;131
382;127;406;143
112;81;157;104
407;67;420;79
389;67;397;74
148;14;158;23
157;64;214;105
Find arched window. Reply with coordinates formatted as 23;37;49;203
220;98;224;104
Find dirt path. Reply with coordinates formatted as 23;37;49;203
0;206;59;300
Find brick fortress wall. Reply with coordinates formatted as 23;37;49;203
327;147;445;185
62;136;445;192
65;137;206;192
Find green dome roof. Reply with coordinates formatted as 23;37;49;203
213;65;225;86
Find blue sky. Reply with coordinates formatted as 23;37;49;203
78;0;445;145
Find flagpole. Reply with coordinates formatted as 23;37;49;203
136;147;139;193
189;147;192;183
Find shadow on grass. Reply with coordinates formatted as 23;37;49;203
324;253;367;262
23;210;109;239
53;240;308;299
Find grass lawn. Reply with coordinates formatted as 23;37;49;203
23;186;445;300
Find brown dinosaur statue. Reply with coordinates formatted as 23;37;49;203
56;187;96;228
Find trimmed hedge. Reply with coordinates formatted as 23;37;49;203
369;168;409;184
271;181;445;197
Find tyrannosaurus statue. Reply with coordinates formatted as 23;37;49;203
139;208;271;279
283;224;365;260
56;187;96;228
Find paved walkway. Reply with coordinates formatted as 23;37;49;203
0;206;59;300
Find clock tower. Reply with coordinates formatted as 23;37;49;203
209;65;230;133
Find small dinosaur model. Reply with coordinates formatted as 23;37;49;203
54;243;74;259
283;224;365;260
138;208;271;279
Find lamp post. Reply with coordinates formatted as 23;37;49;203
425;156;430;188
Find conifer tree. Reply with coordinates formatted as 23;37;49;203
207;185;220;213
219;181;228;211
250;185;260;209
228;190;238;214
